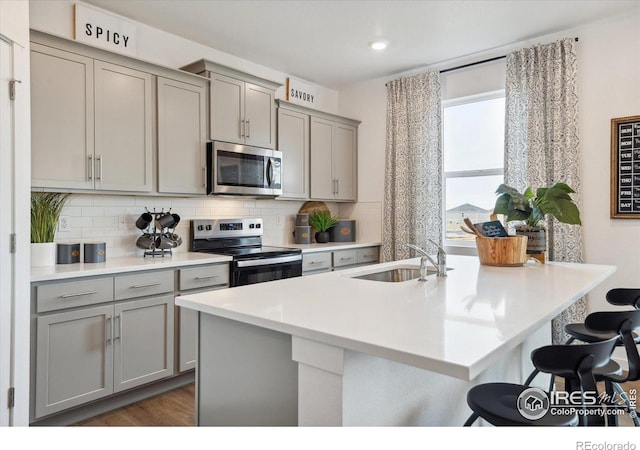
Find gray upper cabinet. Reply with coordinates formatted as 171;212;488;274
31;43;153;193
94;61;153;192
157;77;207;195
310;116;358;201
31;44;95;190
277;107;309;199
181;59;280;149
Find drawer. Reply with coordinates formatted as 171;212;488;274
114;270;174;300
357;247;379;264
179;264;229;291
36;277;114;313
302;252;332;272
332;249;358;268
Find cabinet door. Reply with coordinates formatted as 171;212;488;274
94;60;153;192
34;305;114;418
113;295;174;392
30;44;94;190
277;108;309;199
333;123;357;201
310;117;335;200
210;73;244;144
157;77;207;194
245;82;276;149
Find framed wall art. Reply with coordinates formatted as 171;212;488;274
611;115;640;218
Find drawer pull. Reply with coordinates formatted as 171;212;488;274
60;290;97;299
195;275;219;280
131;282;162;289
340;257;354;261
363;254;375;258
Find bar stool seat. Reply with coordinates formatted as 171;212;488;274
464;337;618;427
466;383;578;426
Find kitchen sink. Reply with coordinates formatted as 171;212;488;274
351;265;453;282
352;266;424;282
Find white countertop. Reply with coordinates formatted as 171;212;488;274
176;255;616;380
282;241;381;253
31;252;232;282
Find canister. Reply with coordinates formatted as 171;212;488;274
296;213;309;226
294;226;311;244
84;242;106;263
328;220;356;242
57;243;80;264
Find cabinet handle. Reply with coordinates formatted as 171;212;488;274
60;290;98;299
195;275;218;280
130;282;161;289
114;314;121;341
96;155;103;181
363;254;375;258
88;155;93;181
202;167;206;188
240;119;245;137
246;119;250;138
340;257;354;261
336;179;339;195
105;315;112;344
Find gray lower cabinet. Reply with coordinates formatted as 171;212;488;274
177;264;230;372
302;246;380;275
34;295;174;419
35;304;114;418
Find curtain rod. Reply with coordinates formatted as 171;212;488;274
386;37;579;83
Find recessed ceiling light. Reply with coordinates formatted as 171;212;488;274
369;40;389;51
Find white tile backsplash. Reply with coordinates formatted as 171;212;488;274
53;194;381;258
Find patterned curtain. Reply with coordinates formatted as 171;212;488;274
504;38;584;344
383;71;442;262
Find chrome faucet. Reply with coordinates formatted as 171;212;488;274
404;240;447;281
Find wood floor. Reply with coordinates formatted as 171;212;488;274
74;379;640;427
74;383;195;426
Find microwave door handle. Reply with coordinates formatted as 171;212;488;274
266;157;274;187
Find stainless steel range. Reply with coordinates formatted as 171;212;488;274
190;218;302;287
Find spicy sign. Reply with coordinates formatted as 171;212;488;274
74;3;138;57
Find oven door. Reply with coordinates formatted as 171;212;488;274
209;141;282;196
231;255;302;287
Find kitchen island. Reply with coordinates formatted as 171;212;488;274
175;255;615;426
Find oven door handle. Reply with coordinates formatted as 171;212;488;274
236;254;302;268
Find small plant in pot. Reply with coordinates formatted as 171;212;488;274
493;183;581;254
308;210;339;243
31;192;71;266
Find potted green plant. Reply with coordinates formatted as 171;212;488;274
31;192;71;266
493;183;581;254
308;210;339;243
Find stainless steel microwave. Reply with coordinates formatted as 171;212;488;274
207;141;282;196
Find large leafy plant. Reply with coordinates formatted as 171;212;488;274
493;183;581;228
31;192;71;243
308;210;339;232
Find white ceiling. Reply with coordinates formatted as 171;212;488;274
83;0;638;88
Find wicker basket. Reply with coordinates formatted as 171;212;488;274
475;235;528;267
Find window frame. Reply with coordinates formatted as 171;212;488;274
441;89;506;253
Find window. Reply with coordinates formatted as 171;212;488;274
442;91;505;246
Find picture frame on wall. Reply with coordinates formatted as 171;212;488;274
610;115;640;219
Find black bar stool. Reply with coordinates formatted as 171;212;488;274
584;309;640;426
464;337;617;426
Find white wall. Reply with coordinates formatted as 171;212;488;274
338;9;640;314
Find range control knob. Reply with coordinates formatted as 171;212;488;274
197;225;204;231
206;225;212;231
